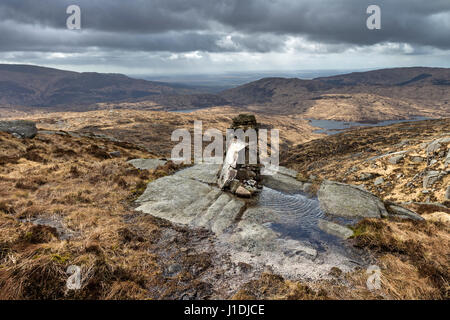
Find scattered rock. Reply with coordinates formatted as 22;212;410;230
318;180;388;218
426;137;450;154
235;186;252;198
0;120;37;139
445;186;450;201
411;156;424;163
166;263;182;277
388;155;404;164
423;171;442;189
374;177;384;186
317;219;353;239
109;151;121;157
386;204;425;221
359;172;376;181
127;158;167;170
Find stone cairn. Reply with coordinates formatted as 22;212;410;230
217;114;263;198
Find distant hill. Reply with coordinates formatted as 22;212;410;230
219;67;450;120
0;64;220;108
1;65;449;121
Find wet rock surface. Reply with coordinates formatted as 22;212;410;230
135;163;369;280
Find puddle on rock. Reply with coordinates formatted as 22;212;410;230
255;187;360;253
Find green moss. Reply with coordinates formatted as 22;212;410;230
51;253;71;264
349;225;368;238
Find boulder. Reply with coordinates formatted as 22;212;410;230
0;120;37;138
318;180;388;218
262;167;305;193
317;219;354;239
386;204;425;221
388;155;404;164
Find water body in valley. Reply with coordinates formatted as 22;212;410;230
309;116;430;135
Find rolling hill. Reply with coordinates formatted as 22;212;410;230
0;64;223;109
0;65;449;121
219;67;450;120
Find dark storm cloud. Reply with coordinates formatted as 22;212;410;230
0;0;449;53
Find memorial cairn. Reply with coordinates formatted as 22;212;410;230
217;114;263;198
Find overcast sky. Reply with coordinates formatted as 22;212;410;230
0;0;449;75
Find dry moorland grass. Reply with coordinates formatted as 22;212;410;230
0;131;197;299
0;116;448;300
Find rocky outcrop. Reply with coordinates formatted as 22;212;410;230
426;137;450;155
318;180;388;218
423;171;445;189
135;164;364;280
318;180;424;221
0;120;37;138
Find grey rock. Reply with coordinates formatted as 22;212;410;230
276;166;298;178
426;137;450;154
136;175;222;225
175;163;221;184
423;171;442;189
128;158;166;170
347;166;360;174
0;120;37;139
374;177;385;186
317;219;354;239
263;167;305;193
386;204;425;221
445;186;450;201
166;263;182;276
359;172;375;181
368;150;410;162
411;156;424;163
318;180;388;218
388;155;404;164
109;151;121;158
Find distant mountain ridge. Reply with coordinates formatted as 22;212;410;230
218;67;450;119
0;64;206;108
0;65;449;120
